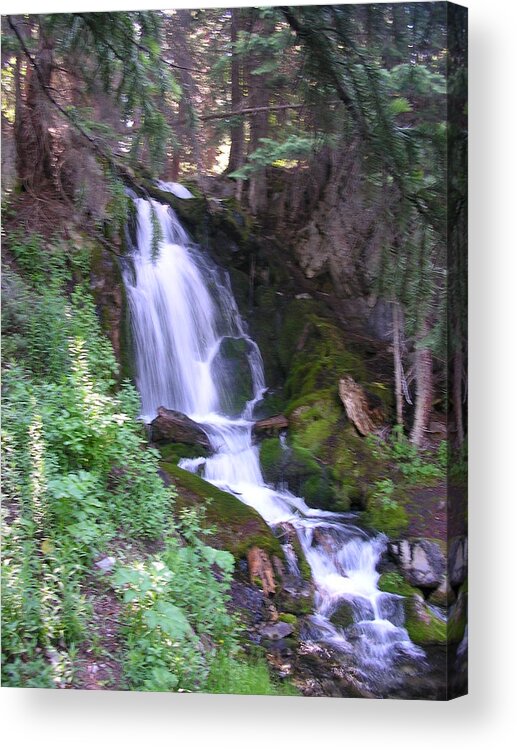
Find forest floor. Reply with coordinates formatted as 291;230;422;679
405;481;467;540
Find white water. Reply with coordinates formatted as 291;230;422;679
122;195;425;694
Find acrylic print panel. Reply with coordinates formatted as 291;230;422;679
1;2;467;700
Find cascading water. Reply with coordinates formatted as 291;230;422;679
122;193;426;695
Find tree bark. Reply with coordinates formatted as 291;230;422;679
13;18;55;190
226;8;245;175
392;301;404;427
410;320;434;447
246;12;271;215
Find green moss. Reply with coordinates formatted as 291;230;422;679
404;595;447;645
212;336;254;416
378;571;419;598
157;442;208;464
277;592;314;616
259;438;284;484
447;592;467;643
364;498;409;537
284;316;367;401
289;535;313;584
278;613;297;626
300;474;335;509
160;462;283;560
329;602;355;629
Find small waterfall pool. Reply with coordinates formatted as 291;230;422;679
121;193;427;696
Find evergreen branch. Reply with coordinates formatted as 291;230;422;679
191;101;339;125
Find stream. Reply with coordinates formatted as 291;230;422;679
121;191;429;697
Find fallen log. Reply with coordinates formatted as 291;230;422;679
252;414;289;436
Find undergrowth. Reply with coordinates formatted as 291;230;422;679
1;231;292;695
366;425;447;484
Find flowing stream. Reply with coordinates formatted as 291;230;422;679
122;193;426;695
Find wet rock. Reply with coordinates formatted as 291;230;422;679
428;576;455;607
211;336;254;416
389;538;446;588
404;594;447;645
448;589;467;643
448;536;468;587
329;601;355;630
375;593;405;626
151;407;210;448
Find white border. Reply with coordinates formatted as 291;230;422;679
1;1;515;748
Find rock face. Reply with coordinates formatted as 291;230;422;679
151;407;211;448
211;336;254;417
389;539;446;589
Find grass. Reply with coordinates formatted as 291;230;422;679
206;652;298;696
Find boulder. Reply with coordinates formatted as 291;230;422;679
448;590;467;643
211;336;254;416
260;621;295;641
428;576;455;607
448;536;468;587
329;601;356;630
151;407;211;448
389;539;446;589
252;414;289;436
404;593;447;645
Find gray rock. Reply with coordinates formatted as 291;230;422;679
95;556;116;572
389;539;446;588
448;536;468;586
260;621;295;640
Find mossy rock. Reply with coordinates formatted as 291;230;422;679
378;571;420;598
157;442;209;465
160;461;283;562
211;336;254;416
278;613;298;627
329;601;355;630
288;393;342;457
404;594;447;645
447;591;467;643
259;437;338;511
276;591;314;616
363;498;409;538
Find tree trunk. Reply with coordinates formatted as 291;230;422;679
164;10;202;175
410;320;434;447
246;13;271;215
14;20;55;190
226;8;245;175
392;301;404;427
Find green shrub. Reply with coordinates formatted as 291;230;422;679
366;426;446;485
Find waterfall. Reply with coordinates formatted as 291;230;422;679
122;194;426;694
